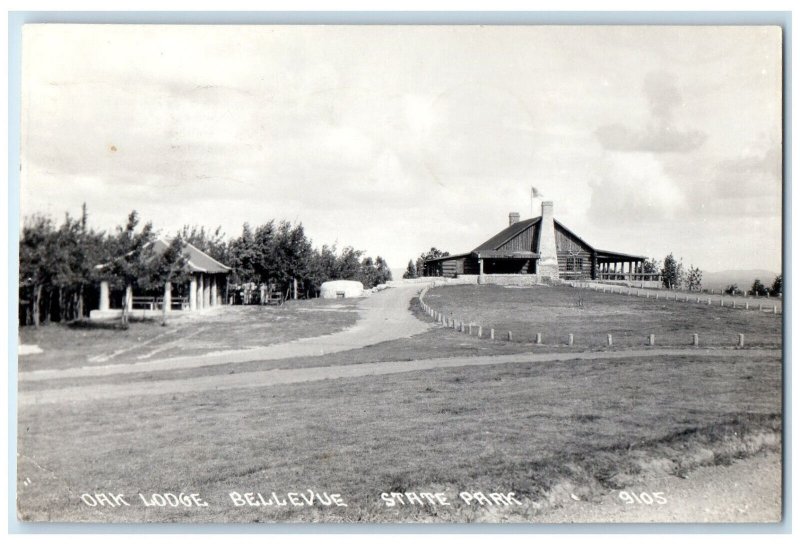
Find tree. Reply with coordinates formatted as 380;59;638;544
724;284;743;296
104;211;157;325
751;279;769;297
227;223;258;285
358;256;378;288
307;244;338;297
643;258;660;274
770;274;782;297
19;215;56;327
403;260;417;279
374;256;392;285
660;253;685;289
143;236;189;325
686;266;703;292
334;246;363;280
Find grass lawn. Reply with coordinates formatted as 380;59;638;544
17;351;781;522
424;285;782;348
18;299;359;372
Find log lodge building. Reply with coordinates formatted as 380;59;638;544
423;201;660;287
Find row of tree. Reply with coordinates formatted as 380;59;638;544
725;275;782;297
19;206;392;327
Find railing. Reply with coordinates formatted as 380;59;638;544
131;296;190;310
596;272;661;281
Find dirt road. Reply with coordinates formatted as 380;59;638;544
535;450;782;523
19;284;432;382
18;347;780;405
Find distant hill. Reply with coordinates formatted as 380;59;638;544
701;269;781;291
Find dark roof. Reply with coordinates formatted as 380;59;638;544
425;214;646;264
151;239;231;274
595;249;647;261
472;217;540;252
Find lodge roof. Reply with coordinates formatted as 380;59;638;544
426;214;646;263
472;217;541;253
151;239;231;274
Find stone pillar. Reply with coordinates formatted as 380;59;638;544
124;284;133;311
190;275;197;311
99;280;110;311
537;201;559;278
210;276;217;307
164;281;172;313
203;274;210;308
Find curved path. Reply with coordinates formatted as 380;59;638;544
19;348;780;406
19;284;432;382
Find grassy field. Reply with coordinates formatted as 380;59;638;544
17;350;780;522
16;285;784;523
424;284;782;348
18;299;358;372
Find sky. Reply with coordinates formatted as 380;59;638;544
20;25;783;275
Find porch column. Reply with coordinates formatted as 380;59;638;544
164;281;172;313
204;274;211;308
99;280;110;311
189;274;197;311
198;274;206;310
210;276;217;307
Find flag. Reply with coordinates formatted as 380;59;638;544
531;186;540;198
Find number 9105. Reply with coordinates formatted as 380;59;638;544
618;491;667;505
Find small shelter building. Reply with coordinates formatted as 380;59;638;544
90;240;232;319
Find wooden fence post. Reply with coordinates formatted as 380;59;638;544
692;333;699;346
648;334;655;346
607;334;613;346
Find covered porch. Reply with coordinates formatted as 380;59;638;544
476;250;540;275
594;250;660;287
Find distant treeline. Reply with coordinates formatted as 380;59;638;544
19;205;392;326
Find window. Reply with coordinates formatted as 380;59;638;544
566;256;583;271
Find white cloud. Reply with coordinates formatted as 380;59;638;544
20;25;783;272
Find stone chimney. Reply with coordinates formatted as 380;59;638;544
537;201;559;278
508;212;520;226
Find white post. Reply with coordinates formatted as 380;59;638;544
125;285;133;312
210;276;217;307
99;280;110;311
203;274;210;308
164;281;172;313
189;275;197;311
